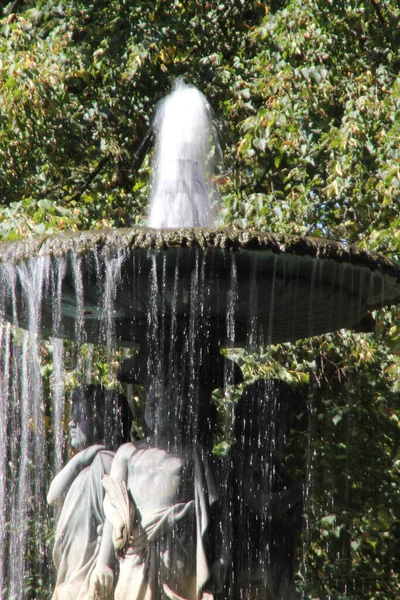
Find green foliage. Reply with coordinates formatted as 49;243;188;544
225;0;400;243
300;330;400;598
1;0;399;598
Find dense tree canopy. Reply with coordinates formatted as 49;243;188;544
0;1;399;598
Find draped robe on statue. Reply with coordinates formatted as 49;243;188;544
103;440;220;600
52;448;114;600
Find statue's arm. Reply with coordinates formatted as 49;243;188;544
201;455;232;596
264;480;303;520
213;471;233;585
236;452;303;522
247;478;303;522
88;444;133;600
88;519;115;600
103;443;130;515
47;444;105;507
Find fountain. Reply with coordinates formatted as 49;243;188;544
0;81;400;599
148;79;216;228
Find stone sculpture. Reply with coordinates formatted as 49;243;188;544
227;379;304;600
89;355;240;600
46;360;303;600
47;385;132;600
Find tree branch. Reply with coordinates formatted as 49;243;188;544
369;0;387;27
72;155;111;202
130;126;153;173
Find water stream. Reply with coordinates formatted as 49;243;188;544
148;80;216;228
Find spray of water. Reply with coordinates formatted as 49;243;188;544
147;80;216;228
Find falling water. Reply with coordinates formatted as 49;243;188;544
71;254;86;346
50;260;67;474
148;80;216;228
101;248;126;353
0;321;11;595
0;248;142;597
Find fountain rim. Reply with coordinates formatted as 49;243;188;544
1;226;400;347
0;226;399;280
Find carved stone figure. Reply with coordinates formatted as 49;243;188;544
89;359;236;600
47;385;132;600
227;379;304;600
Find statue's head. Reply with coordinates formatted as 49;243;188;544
143;378;220;449
69;385;132;450
144;380;175;437
141;352;243;447
234;379;305;452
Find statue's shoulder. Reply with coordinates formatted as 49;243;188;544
91;449;115;477
114;441;139;461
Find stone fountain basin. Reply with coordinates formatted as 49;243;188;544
0;227;399;348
